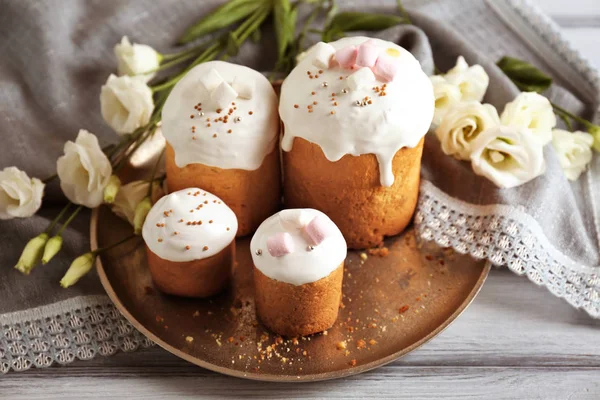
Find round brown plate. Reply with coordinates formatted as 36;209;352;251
92;205;489;382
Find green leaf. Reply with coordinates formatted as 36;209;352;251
322;12;406;42
274;0;295;59
497;56;553;93
178;0;264;44
226;33;240;56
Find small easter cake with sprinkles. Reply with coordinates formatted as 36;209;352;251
251;209;347;337
142;188;238;298
279;37;434;249
162;61;280;237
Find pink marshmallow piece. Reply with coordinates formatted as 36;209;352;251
355;41;379;68
267;232;295;257
373;54;401;82
335;46;358;68
304;215;333;246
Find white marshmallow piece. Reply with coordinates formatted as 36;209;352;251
311;42;336;69
210;81;238;109
231;76;255;100
347;67;376;91
200;68;224;92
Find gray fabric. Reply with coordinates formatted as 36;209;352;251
0;0;598;319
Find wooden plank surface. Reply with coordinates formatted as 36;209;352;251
2;1;600;399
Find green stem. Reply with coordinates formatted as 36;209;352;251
56;206;83;236
298;2;325;53
552;103;592;128
396;0;412;24
161;43;207;61
147;148;166;198
555;109;574;131
45;202;72;234
93;234;137;255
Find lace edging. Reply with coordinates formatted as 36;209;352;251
415;180;600;318
0;295;154;373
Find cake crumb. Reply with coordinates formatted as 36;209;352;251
368;247;389;257
336;341;347;350
349;359;357;367
359;253;368;261
193;310;200;317
356;339;366;349
368;339;377;346
399;305;410;314
322;330;328;336
185;336;194;343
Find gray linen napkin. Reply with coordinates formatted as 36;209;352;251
0;0;598;372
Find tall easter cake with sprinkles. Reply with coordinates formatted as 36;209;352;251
142;188;238;298
251;209;347;337
279;37;435;249
162;61;280;237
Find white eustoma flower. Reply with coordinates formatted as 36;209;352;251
435;101;500;160
114;36;161;82
500;92;556;145
551;129;593;181
111;180;150;225
100;74;154;135
430;75;463;126
470;125;546;188
445;56;490;102
0;167;44;219
57;130;112;208
112;180;166;225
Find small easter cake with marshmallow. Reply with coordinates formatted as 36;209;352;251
279;37;434;249
162;61;280;237
142;188;238;298
251;209;347;337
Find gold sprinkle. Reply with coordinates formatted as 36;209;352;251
331;93;335;97
190;115;194;119
158;238;163;242
318;69;323;74
179;219;184;223
203;246;209;251
226;227;230;231
185;245;191;250
339;76;343;80
315;74;319;78
216;108;222;113
330;110;335;115
213;133;217;138
204;200;208;204
173;232;178;235
209;220;213;224
207;123;211;127
192;136;196;140
311;91;316;95
313;101;318;105
248;111;253;115
187;222;192;225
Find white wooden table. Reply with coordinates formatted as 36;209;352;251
2;1;600;398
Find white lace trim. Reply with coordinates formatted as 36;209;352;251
415;180;600;318
0;296;154;373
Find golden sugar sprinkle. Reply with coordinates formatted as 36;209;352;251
203;246;209;251
185;245;191;250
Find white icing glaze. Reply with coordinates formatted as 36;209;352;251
279;37;435;187
250;209;347;286
142;188;238;262
162;61;279;171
